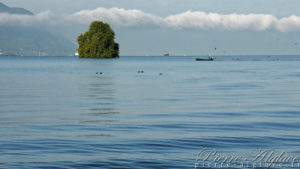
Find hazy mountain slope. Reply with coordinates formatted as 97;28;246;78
0;2;76;56
0;26;76;56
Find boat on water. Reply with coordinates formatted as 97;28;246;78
195;57;214;61
164;53;170;56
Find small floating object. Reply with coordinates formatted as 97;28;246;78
159;73;163;75
100;72;103;75
195;57;214;61
96;72;99;74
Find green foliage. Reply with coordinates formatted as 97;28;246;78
77;21;119;58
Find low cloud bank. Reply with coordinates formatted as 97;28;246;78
68;7;162;27
1;8;300;32
68;7;300;32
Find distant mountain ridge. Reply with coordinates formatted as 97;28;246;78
0;2;33;15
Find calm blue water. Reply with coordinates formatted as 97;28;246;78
0;55;300;168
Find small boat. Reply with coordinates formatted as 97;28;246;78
195;57;214;61
164;53;170;56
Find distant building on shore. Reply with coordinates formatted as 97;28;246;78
0;52;20;56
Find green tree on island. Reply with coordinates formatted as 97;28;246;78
77;21;119;58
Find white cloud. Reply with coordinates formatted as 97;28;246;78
3;7;298;32
165;11;277;31
68;7;300;32
0;11;53;26
68;7;162;27
276;15;300;32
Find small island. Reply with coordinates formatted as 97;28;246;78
77;21;119;58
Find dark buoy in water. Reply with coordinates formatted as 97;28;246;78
100;72;103;75
141;71;144;73
159;73;163;75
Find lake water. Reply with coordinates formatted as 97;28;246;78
1;56;300;168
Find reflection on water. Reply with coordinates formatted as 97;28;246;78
78;75;120;127
0;56;300;168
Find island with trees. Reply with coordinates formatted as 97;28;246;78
77;21;119;58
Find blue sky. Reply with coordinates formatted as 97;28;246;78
1;0;300;55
